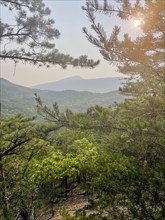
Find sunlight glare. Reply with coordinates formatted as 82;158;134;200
133;19;143;27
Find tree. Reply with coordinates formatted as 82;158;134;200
33;1;165;219
80;1;165;219
0;114;57;219
0;0;99;68
82;0;165;96
29;138;98;217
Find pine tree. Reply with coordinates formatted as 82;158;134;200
80;1;165;218
0;0;99;68
82;0;165;96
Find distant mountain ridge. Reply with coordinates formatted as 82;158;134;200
32;76;126;93
1;78;127;117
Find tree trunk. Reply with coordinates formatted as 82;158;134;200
64;176;68;199
0;157;4;181
20;209;29;220
0;156;10;217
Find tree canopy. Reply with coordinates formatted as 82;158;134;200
0;0;99;68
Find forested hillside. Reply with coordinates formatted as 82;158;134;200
0;0;165;220
1;78;126;117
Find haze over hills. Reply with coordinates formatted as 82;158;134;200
1;78;128;117
32;76;126;93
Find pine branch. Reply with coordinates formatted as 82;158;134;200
0;138;32;158
0;0;33;10
0;54;100;68
0;32;30;38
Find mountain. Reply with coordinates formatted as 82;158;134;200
32;76;126;93
1;78;127;118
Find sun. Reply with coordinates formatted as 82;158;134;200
133;19;142;27
133;19;145;27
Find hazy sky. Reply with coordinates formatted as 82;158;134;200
1;0;140;87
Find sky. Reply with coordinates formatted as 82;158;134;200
1;0;141;87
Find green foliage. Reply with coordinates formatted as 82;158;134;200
0;114;55;219
29;138;98;194
80;2;165;217
1;97;165;219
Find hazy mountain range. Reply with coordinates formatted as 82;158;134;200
32;76;126;93
1;77;127;118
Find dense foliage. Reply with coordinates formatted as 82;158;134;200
0;0;165;219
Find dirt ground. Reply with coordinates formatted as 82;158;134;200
39;189;90;220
